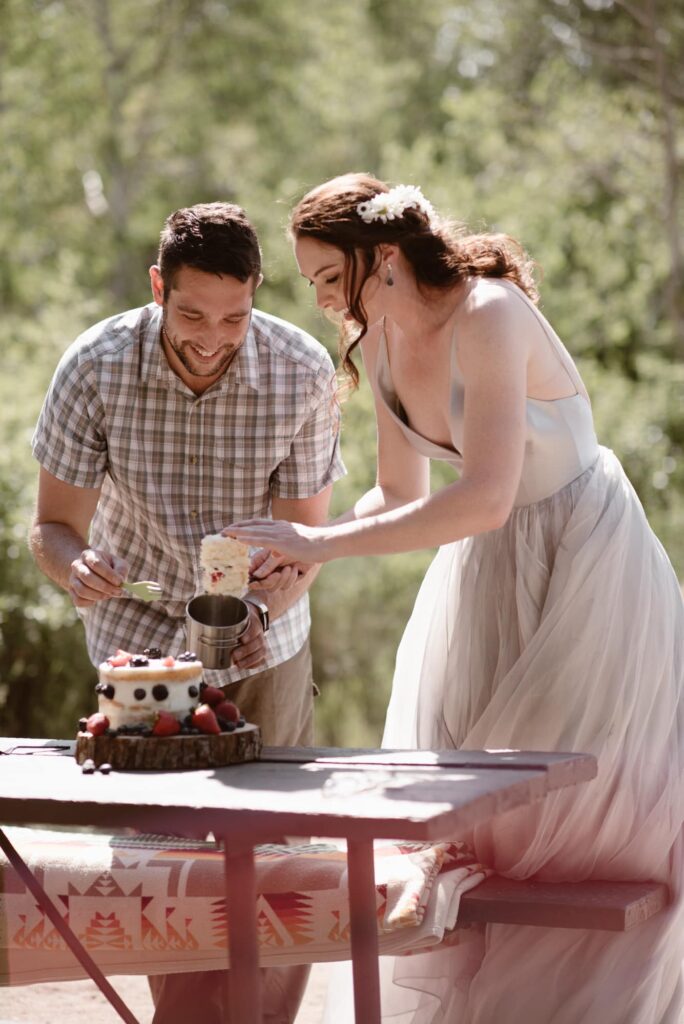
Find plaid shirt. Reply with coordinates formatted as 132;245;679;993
32;303;345;683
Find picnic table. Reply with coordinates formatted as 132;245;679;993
0;737;600;1023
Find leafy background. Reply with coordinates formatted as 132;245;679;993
1;0;682;744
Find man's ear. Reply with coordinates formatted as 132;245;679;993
149;265;165;306
253;272;264;292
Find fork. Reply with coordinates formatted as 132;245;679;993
121;580;163;602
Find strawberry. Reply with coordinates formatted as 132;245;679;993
152;711;181;736
214;699;240;724
192;703;221;735
162;656;176;667
199;685;225;708
108;650;131;667
85;712;109;736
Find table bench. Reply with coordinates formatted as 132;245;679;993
459;876;669;931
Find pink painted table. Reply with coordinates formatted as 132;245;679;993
0;738;596;1023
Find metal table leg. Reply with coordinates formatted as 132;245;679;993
222;836;262;1024
0;828;140;1024
347;838;382;1024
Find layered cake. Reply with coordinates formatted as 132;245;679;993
75;647;261;771
200;533;250;596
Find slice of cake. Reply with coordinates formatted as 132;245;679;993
200;533;250;596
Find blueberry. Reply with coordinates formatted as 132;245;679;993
238;717;245;728
178;651;197;663
81;759;96;774
78;717;88;731
95;682;115;699
143;647;162;659
133;688;147;701
188;685;199;698
141;727;152;737
152;684;169;701
225;721;236;732
99;763;112;775
130;655;149;668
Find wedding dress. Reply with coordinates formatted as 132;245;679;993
325;281;684;1023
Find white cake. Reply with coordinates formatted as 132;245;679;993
200;533;249;596
95;650;204;731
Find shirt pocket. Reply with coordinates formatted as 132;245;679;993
213;435;294;473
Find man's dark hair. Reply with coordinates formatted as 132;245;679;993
157;202;262;296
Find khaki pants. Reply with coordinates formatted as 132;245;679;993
149;642;315;1024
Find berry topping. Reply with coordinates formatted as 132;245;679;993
86;712;109;737
107;651;131;667
130;655;149;668
214;699;240;724
152;684;169;701
99;763;112;775
133;688;147;701
192;703;221;735
81;759;96;774
95;682;115;699
188;685;199;698
201;685;225;708
143;647;162;659
152;710;181;736
162;656;176;667
177;651;197;662
78;717;88;731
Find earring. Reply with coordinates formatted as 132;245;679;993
386;263;394;287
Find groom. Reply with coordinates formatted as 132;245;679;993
29;201;345;1023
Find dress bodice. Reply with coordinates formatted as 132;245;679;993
375;282;600;507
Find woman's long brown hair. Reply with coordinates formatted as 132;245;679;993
290;172;539;388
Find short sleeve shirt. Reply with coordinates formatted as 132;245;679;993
32;303;345;681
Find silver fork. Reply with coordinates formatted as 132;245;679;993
121;580;163;602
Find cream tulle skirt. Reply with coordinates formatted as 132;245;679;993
325;448;684;1024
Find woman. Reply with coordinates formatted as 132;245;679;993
229;174;683;1023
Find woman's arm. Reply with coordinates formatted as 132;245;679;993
332;325;431;525
229;291;529;561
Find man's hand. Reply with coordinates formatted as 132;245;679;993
231;602;268;670
68;548;129;608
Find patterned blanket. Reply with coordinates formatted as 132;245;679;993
0;827;487;985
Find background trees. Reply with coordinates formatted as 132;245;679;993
1;0;682;743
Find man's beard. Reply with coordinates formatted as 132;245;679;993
161;317;238;378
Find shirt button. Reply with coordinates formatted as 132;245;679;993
190;510;198;519
190;456;198;464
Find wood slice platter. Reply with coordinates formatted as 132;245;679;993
75;724;261;771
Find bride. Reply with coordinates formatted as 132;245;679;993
229;173;684;1023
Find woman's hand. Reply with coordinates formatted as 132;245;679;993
248;547;310;592
223;520;332;565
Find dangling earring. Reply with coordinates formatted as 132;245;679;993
386;262;394;287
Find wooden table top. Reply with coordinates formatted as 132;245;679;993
0;738;596;844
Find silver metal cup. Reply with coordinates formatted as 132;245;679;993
185;595;250;670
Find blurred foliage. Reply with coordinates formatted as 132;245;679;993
0;0;682;745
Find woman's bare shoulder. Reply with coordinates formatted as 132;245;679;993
461;277;529;319
456;279;532;370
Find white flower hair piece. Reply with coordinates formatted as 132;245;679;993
357;185;435;226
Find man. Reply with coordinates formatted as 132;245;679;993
29;202;345;1023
